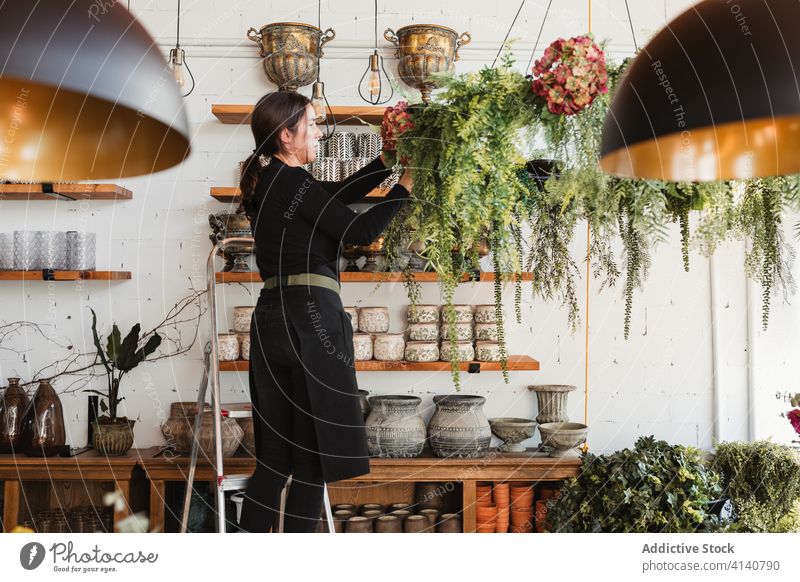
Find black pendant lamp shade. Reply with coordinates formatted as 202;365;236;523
601;0;800;182
0;1;191;181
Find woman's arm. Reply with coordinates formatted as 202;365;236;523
316;155;394;204
282;168;409;245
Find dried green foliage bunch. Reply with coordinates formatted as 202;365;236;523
713;440;800;532
546;436;724;532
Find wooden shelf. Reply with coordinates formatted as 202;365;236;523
219;355;540;373
210;185;387;203
0;271;132;281
0;183;132;201
216;271;533;284
212;104;385;126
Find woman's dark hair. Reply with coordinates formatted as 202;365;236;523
238;91;311;218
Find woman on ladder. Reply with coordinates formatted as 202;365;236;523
237;91;413;533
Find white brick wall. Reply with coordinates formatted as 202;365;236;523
1;0;797;453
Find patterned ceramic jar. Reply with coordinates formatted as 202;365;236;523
233;306;255;332
442;304;473;323
218;333;240;361
440;322;474;341
408;322;439;341
475;341;502;362
407;304;439;323
440;341;475;362
475;323;500;341
344;306;359;332
373;334;405;361
404;341;439;362
474;304;498;323
237;332;251;360
359;307;390;333
353;334;374;360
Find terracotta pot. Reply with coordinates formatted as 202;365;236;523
161;402;243;456
333;504;357;514
477;522;496;533
0;377;30;453
375;515;402;533
365;395;426;458
436;513;462;533
390;509;412;523
388;503;412;513
21;379;65;456
403;514;427;533
535;500;548;533
428;394;491;458
92;419;136;456
511;521;534;533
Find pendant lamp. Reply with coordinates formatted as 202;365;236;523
0;1;191;181
600;0;800;182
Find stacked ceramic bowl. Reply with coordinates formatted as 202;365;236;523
310;132;399;189
0;230;97;271
344;306;405;362
405;303;504;363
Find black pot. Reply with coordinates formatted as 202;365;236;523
525;159;562;192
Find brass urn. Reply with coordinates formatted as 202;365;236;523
246;22;336;91
384;24;471;102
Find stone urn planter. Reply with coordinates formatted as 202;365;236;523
92;419;136;456
527;384;576;424
365;395;426;458
427;394;491;458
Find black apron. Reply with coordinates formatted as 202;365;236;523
261;284;370;483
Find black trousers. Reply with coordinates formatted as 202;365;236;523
239;299;325;533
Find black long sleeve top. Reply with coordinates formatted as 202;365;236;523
249;155;409;282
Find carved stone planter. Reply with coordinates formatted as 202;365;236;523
527;384;576;424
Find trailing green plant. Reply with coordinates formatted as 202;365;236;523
85;308;162;423
546;436;724;532
713;440;800;532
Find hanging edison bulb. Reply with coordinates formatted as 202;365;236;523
169;47;185;87
359;50;393;105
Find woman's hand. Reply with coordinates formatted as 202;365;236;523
398;167;413;194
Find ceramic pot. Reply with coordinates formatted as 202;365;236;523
442;304;473;323
474;323;500;341
233;306;255;332
436;513;462;533
419;508;440;531
475;341;502;362
527;384;577;424
352;334;374;361
161;402;243;456
0;377;30;453
439;341;474;362
440;322;473;341
489;417;537;452
428;394;491;458
359;503;385;515
403;514;427;533
333;504;357;514
407;322;439;341
92;419;135;456
21;379;66;456
407;304;439;323
404;341;439;362
375;515;402;533
474;304;497;323
373;333;405;361
358;307;389;333
343;307;359;332
236;332;250;361
218;333;240;361
365;395;426;458
345;515;373;533
538;422;589;457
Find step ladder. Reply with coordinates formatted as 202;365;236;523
179;237;335;534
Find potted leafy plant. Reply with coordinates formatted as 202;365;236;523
545;436;724;532
84;308;161;456
713;440;800;532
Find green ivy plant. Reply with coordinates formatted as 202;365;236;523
713;440;800;532
546;436;724;532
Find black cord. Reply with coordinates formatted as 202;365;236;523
526;0;553;74
183;54;196;97
624;0;638;52
492;0;526;68
317;0;322;82
176;0;181;48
